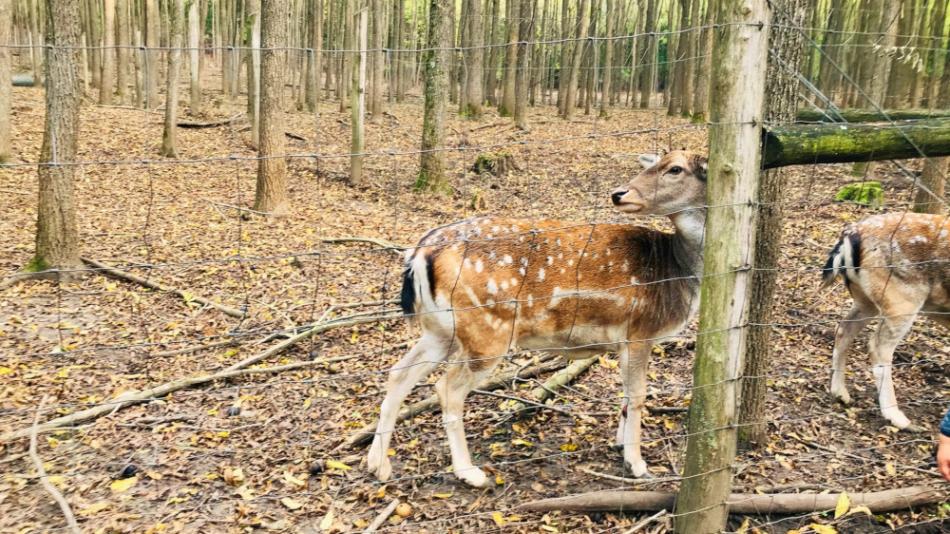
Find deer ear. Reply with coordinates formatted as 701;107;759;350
638;154;659;169
693;156;708;181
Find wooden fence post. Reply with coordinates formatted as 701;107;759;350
673;1;770;532
350;7;368;186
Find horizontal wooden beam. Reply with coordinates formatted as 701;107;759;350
796;108;950;122
762;118;950;169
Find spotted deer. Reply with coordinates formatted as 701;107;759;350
367;151;708;487
822;212;950;431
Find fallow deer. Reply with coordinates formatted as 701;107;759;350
367;151;708;487
823;212;950;431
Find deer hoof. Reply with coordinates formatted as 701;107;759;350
901;422;927;433
456;466;489;488
624;459;650;478
831;389;851;405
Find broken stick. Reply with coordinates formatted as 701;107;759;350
29;397;80;534
364;499;400;533
81;257;245;318
510;356;597;415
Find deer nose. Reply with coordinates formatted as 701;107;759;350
611;190;627;205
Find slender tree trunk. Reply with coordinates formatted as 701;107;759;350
145;0;159;108
98;0;115;103
351;6;367;185
339;0;353;111
485;0;500;105
247;0;261;144
738;0;807;450
913;157;948;214
638;0;656;108
0;0;11;162
393;0;404;102
462;0;484;117
599;0;615;118
27;0;43;85
681;0;699;116
557;0;570;109
561;0;589;119
115;0;130;103
500;0;519;116
254;0;289;215
514;0;534;129
369;0;384;118
188;0;201;112
85;0;101;90
926;0;946;106
161;0;183;157
416;0;450;192
667;0;689;116
31;0;83;274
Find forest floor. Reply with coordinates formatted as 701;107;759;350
0;83;947;534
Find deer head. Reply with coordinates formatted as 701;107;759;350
610;150;708;217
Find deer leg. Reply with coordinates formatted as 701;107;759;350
436;357;498;488
868;314;917;430
614;399;627;450
830;304;873;405
367;334;447;482
619;342;650;478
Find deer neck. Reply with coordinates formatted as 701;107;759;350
668;208;706;279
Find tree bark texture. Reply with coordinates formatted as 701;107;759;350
913;157;948;214
0;0;11;162
674;0;770;532
416;0;450;192
254;0;289;215
98;0;115;104
32;0;84;273
161;0;184;157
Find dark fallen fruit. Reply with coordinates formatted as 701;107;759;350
118;464;139;479
227;406;241;417
309;462;324;476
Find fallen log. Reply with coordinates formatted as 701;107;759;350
0;312;400;442
340;356;567;449
177;113;243;128
797;108;950;123
763;118;950;168
518;486;946;515
81;257;245;318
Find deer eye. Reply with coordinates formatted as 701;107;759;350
667;166;683;175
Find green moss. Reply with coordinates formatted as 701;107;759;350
23;255;50;273
835;181;883;207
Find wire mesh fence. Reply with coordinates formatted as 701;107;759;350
0;7;948;533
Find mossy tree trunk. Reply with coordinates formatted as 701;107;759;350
31;0;84;275
674;0;769;531
416;0;450;192
738;0;807;450
253;0;289;215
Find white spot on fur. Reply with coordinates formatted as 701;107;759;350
487;278;498;294
510;278;518;287
527;294;534;307
538;268;546;282
503;255;513;265
501;280;510;291
518;267;526;276
908;235;928;244
475;259;484;273
546;256;554;266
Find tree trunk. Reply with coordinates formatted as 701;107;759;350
161;0;183;157
599;0;614;118
98;0;115;104
681;0;699;116
188;0;201;112
738;0;807;450
560;0;589;119
350;7;367;185
247;0;262;144
667;0;689;116
416;0;450;192
913;157;948;214
485;0;501;105
461;0;483;117
556;0;569;109
0;0;11;162
499;0;519;116
513;0;534;129
674;0;769;531
638;0;656;108
254;0;289;215
690;0;713;119
145;0;159;108
115;0;130;103
31;0;84;274
369;0;384;119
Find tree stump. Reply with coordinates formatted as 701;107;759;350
471;151;518;177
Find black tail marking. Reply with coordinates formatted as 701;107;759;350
398;252;438;317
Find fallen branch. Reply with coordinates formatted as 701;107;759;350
153;338;240;358
340;357;568;449
518;486;946;514
320;237;408;251
364;499;400;533
81;257;245;319
0;313;400;442
510;357;597;415
29;397;80;534
623;509;667;534
473;388;573;417
177;113;243;128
